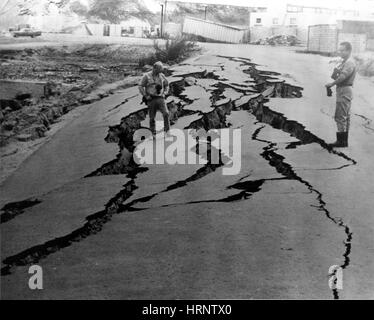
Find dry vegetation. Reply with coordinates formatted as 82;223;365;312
0;40;199;147
139;37;199;67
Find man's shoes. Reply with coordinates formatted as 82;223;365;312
329;132;348;148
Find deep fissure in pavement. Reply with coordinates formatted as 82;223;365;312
0;77;232;275
1;56;354;300
252;125;352;300
354;113;374;133
1;198;42;224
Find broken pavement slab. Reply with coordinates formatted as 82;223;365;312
1;175;130;262
0;90;138;206
1;45;374;299
1;179;344;299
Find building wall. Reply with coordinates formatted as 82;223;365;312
337;19;374;37
0;79;49;100
307;25;338;53
110;24;122;37
183;17;245;43
338;32;367;52
250;11;360;28
307;21;372;53
82;22;150;38
249;3;370;29
86;24;104;36
367;39;374;51
250;26;272;42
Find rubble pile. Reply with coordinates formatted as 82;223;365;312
252;34;301;46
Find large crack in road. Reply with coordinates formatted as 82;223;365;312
251;125;352;299
1;55;356;299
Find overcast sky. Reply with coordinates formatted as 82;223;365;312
167;0;373;11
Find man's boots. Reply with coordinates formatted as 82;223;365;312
341;132;348;147
329;132;348;148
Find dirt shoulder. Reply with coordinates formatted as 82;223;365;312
0;39;200;185
0;43;154;184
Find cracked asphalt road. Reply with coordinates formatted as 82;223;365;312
1;44;373;299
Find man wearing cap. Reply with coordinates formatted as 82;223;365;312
325;42;357;148
139;61;170;135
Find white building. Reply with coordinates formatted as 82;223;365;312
250;3;374;28
73;18;152;38
248;2;374;43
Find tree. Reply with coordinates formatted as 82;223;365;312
70;0;88;17
88;0;153;24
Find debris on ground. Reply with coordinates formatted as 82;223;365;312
252;35;301;46
0;44;154;147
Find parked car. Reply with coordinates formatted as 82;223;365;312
12;28;42;38
9;24;30;32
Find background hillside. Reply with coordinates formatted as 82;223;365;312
0;0;250;32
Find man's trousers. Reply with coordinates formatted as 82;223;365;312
148;97;170;134
335;86;352;132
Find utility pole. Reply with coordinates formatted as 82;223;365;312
204;5;208;20
160;4;164;38
164;0;167;24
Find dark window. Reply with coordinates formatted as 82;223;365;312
103;25;110;36
256;18;262;24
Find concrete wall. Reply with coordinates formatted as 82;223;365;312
307;23;369;53
367;39;374;51
0;80;49;100
40;33;165;46
250;26;272;41
72;24;90;36
338;20;374;52
250;7;368;28
296;28;308;44
251;11;356;28
337;20;374;38
86;24;105;36
307;24;338;53
83;23;148;38
110;24;122;37
183;17;245;43
338;32;367;53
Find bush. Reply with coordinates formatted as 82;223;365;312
354;55;374;77
139;37;198;67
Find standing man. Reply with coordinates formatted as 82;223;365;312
139;61;170;135
326;42;357;148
